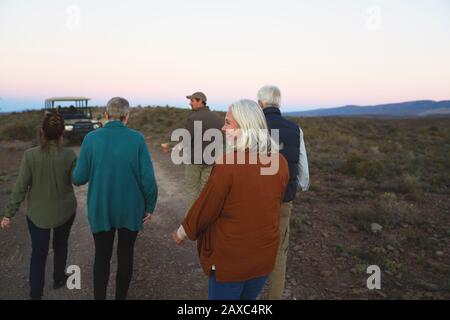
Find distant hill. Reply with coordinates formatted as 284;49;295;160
285;100;450;118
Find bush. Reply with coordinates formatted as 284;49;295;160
400;174;423;200
348;193;421;230
380;173;423;201
348;206;378;232
375;193;422;227
343;153;385;181
2;123;38;141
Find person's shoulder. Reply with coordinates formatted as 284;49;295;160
214;152;228;165
282;116;300;130
189;107;213;119
277;152;289;173
24;145;41;157
26;145;40;153
83;128;100;141
187;110;201;121
213;152;236;170
210;110;224;122
61;147;77;159
85;125;127;139
126;127;145;138
279;152;288;164
210;154;235;182
125;127;146;143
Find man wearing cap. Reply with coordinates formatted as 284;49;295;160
183;92;224;209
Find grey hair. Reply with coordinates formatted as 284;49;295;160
106;97;130;120
257;85;281;108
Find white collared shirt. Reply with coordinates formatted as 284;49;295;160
297;128;310;191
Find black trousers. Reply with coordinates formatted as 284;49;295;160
93;228;138;300
27;214;75;300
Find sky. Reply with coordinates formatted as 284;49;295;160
0;0;449;112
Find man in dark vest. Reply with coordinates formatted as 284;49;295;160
258;85;310;299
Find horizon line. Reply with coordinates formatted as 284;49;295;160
1;98;450;114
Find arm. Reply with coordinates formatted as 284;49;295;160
180;162;232;241
5;151;32;218
185;116;194;139
176;225;188;241
68;150;77;181
297;128;310;191
139;138;158;214
72;136;90;186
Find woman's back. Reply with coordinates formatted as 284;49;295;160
7;143;77;229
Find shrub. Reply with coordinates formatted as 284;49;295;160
2;123;38;141
400;174;423;200
348;193;421;230
375;193;422;227
348;206;378;231
343;153;385;181
380;173;423;201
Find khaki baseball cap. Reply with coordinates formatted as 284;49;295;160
186;92;207;102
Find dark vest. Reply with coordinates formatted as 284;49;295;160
263;107;300;202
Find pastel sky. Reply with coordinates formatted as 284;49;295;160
0;0;449;112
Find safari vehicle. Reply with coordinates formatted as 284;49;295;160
44;97;102;140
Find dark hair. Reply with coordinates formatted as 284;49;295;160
40;112;64;149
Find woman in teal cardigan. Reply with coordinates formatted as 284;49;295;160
72;97;158;300
1;113;77;300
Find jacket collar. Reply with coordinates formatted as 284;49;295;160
193;106;210;112
104;120;126;128
47;140;59;145
263;106;281;116
46;140;61;148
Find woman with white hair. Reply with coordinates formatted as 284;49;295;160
72;97;158;300
172;99;289;300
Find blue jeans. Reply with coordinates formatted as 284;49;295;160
208;270;268;300
27;214;75;299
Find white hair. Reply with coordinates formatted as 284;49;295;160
257;85;281;108
229;99;277;153
106;97;130;120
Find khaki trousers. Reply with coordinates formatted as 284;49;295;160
184;164;213;210
267;201;293;300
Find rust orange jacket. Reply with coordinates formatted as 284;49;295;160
182;151;289;282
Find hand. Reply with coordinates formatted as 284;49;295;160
172;231;184;245
1;217;11;229
161;143;170;153
142;213;152;225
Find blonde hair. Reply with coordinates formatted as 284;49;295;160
229;99;277;153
